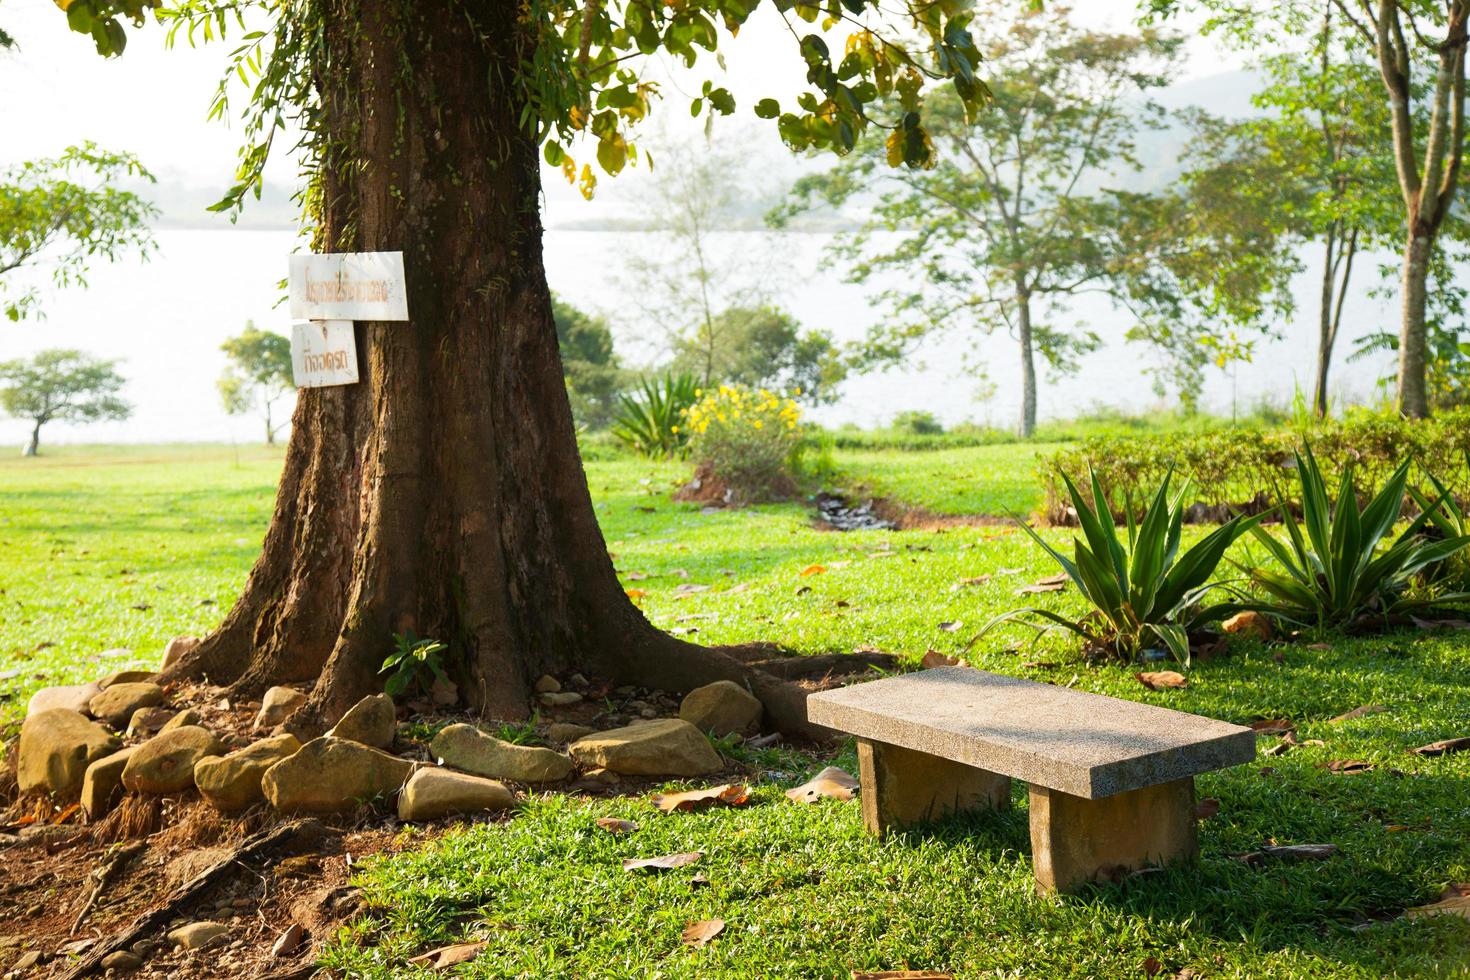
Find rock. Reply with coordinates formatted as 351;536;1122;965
533;675;561;694
167;921;228;951
88;682;165;728
546;723;595;744
160;708;203;733
194;734;302;812
569;673;589;687
98;669;154;690
81;746;137;818
125;707;174;738
396;767;516;821
270;923;304;959
262;736;417;814
11;951;43;971
255;687;306;730
122;726;224;794
160;635;200;672
1222;611;1272;641
101;950;143;971
538;691;582;707
567;719;722;777
679;680;763;737
430;724;572;783
164;848;231;886
25;681;102;719
18;709;123;797
327;694;396;749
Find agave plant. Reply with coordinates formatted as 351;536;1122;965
1239;448;1470;628
611;372;699;459
976;469;1259;665
1408;454;1470;589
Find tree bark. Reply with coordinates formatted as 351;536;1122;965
163;0;821;739
1313;224;1356;419
1397;227;1433;418
1015;285;1036;438
24;419;40;456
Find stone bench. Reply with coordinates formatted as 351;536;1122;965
806;666;1255;894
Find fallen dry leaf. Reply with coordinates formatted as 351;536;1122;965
786;766;860;804
1142;957;1164;977
651;784;750;814
1405;895;1470;920
625;588;648;601
1250;719;1296;736
920;650;959;669
851;972;953;979
1325;759;1374;774
624;571;650;581
681;918;725;947
1194;798;1220;820
936;620;963;633
270;923;304;959
1017;572;1069;595
622;851;703;872
1410;736;1470;757
800;564;827;577
672;583;712;598
1329;704;1389;723
408;942;486;970
1135;671;1188;690
1236;843;1339;866
595;818;638;834
950;575;991;591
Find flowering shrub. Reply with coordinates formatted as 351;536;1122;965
681;385;805;502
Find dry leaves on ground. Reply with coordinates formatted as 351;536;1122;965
920;650;959;669
1329;705;1388;723
800;564;827;577
681;919;726;947
1405;883;1470;921
595;818;638;834
1194;798;1220;820
1135;671;1188;690
936;621;963;633
950;575;991;592
623;851;703;872
1250;719;1296;735
625;588;648;601
1324;759;1375;774
1017;573;1069;595
785;767;860;804
651;784;751;814
408;942;487;970
1410;736;1470;757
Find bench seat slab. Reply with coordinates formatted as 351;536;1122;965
1029;776;1198;895
857;738;1011;835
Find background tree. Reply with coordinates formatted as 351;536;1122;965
218;322;293;445
1156;0;1470;418
670;306;848;404
554;295;627;429
778;3;1189;436
0;142;157;321
0;348;130;455
60;0;987;735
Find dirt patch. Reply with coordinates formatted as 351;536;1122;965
810;489;1011;532
673;463;797;508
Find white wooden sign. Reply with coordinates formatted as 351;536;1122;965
288;251;409;321
291;320;359;388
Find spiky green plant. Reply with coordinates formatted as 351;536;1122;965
976;469;1259;665
611;372;699;459
1408;454;1470;590
1240;448;1470;628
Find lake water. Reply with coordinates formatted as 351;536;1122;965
0;226;1403;448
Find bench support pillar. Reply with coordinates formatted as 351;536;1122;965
1028;776;1198;895
856;738;1011;835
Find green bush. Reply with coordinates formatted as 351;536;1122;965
1039;409;1470;524
611;372;699;459
684;385;806;503
892;410;945;436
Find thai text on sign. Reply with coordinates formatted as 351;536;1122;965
291;320;359;388
288;251;409;321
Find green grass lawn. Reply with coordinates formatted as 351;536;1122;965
832;442;1054;516
3;443;1469;977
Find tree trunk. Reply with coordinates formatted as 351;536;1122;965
263;401;275;446
1397;227;1433;419
1313;225;1356;419
1015;287;1036;438
24;419;40;456
163;0;818;739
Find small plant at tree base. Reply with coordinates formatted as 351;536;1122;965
683;385;806;504
379;630;450;699
1240;449;1470;629
977;470;1259;665
611;372;699;459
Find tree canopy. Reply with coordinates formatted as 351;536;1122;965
218;322;294;444
0;143;157;321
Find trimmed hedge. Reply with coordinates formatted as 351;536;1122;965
1039;410;1470;525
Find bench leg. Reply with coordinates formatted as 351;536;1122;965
1028;776;1198;895
856;738;1011;836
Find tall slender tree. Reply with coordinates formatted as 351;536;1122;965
51;0;989;735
